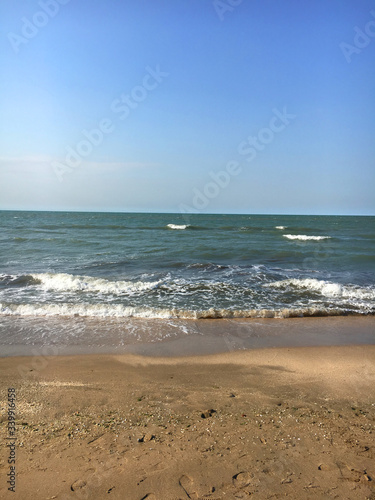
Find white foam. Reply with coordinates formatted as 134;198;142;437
167;224;189;230
283;234;331;241
275;226;286;230
0;301;367;319
266;278;375;300
0;302;171;318
31;272;160;295
0;302;333;319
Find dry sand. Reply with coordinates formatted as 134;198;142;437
0;345;374;499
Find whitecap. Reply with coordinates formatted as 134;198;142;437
167;224;189;230
283;234;331;241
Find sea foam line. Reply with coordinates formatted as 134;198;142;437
0;302;370;319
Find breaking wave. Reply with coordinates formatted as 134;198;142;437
30;273;160;295
0;302;362;319
266;278;375;300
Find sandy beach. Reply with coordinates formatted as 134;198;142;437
1;343;374;499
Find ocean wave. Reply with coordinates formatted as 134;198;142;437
30;272;161;295
187;262;228;271
283;234;331;241
275;226;287;230
266;278;375;300
0;274;39;287
0;302;367;319
40;224;128;231
166;224;190;230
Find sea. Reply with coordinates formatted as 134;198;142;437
0;211;374;354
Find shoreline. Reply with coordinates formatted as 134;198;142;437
1;315;374;358
0;345;374;499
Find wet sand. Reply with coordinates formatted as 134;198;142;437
0;344;374;499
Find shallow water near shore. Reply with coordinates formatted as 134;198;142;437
0;316;374;357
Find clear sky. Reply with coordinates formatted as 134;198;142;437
0;0;374;215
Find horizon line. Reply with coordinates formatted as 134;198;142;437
0;208;374;217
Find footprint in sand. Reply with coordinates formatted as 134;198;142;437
71;479;87;491
179;475;198;499
232;471;253;488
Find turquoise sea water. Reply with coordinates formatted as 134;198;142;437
0;211;374;321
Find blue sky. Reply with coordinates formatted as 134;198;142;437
0;0;374;214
